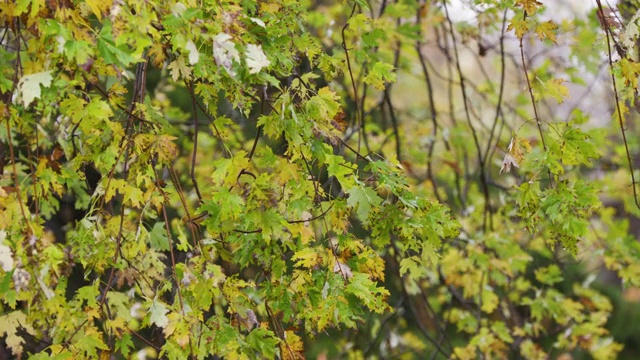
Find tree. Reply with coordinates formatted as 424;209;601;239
1;0;639;359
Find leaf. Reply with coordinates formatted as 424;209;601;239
86;0;110;20
17;71;53;106
245;44;271;74
345;273;389;313
64;40;94;65
149;298;169;328
535;264;563;285
363;62;396;90
292;248;322;268
97;23;136;66
149;222;170;251
515;0;543;15
168;56;192;81
246;328;280;358
347;182;383;223
115;334;134;357
535;21;558;43
0;311;34;357
507;18;529;39
543;78;570;104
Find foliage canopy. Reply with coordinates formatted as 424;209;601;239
2;0;640;359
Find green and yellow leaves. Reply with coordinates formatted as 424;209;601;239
364;62;397;90
534;77;570;104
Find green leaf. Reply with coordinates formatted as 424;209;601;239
149;298;169;328
149;222;170;251
246;328;280;358
347;181;383;224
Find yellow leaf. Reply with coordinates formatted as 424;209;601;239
0;311;35;358
535;21;558;43
515;0;542;15
507;18;529;39
545;78;570;104
85;0;112;20
292;248;323;268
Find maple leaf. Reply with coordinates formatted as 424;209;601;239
507;18;529;39
535;21;558;43
292;248;322;268
363;62;396;90
544;78;570;104
515;0;543;15
245;44;271;74
0;312;34;357
347;182;383;223
149;222;170;251
168;55;192;81
86;0;110;20
149;298;169;328
17;71;53;106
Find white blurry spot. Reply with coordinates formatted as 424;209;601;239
213;33;240;76
181;270;195;286
245;309;258;329
56;36;65;54
322;281;330;299
300;211;313;226
185;40;199;65
463;205;476;216
13;268;31;292
130;302;144;319
28;235;37;247
0;243;14;272
37;267;55;299
245;44;271;74
249;17;266;28
333;261;353;279
172;2;187;17
389;331;400;349
137;350;147;360
109;0;123;21
327;19;335;38
136;348;158;360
